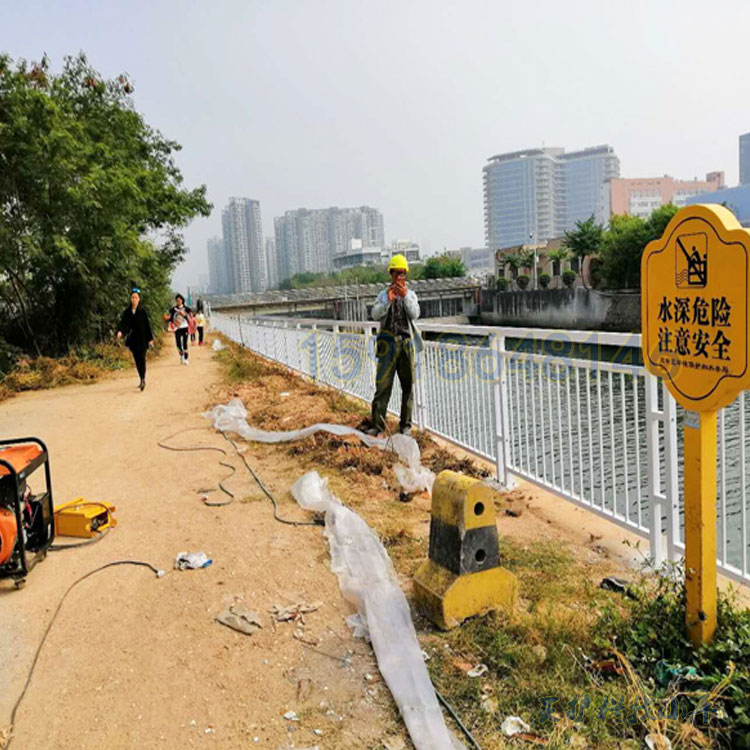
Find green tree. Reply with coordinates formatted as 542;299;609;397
562;216;604;288
0;53;211;355
598;214;649;290
598;204;679;289
562;215;604;260
423;253;466;279
547;247;571;277
502;252;524;279
520;250;536;274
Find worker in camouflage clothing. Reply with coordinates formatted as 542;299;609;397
367;254;422;436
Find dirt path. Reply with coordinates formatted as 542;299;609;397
7;335;741;750
0;342;403;750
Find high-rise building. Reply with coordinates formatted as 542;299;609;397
264;237;279;290
275;209;330;276
610;172;725;219
274;206;384;281
483;145;619;250
562;146;620;227
740;132;750;185
206;236;231;294
221;198;266;293
274;214;299;282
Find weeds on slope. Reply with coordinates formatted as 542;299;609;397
596;560;750;749
422;541;739;750
208;336;747;748
0;342;136;402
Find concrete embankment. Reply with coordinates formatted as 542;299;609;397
480;287;641;332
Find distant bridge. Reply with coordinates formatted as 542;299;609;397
206;277;484;320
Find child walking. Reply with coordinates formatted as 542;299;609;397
167;294;192;365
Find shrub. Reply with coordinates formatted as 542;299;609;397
562;270;577;288
597;563;750;749
538;273;551;289
496;276;509;291
516;274;530;290
588;255;604;289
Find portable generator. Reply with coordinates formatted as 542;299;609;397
0;437;55;588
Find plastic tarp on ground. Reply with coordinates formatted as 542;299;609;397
203;398;434;494
291;471;463;750
203;399;459;748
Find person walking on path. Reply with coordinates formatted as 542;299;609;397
188;311;197;345
167;294;192;365
368;254;422;436
196;311;207;345
116;288;154;391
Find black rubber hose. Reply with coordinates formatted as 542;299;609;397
6;560;163;748
222;433;322;527
157;427;235;506
435;687;482;750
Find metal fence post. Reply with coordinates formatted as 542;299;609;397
662;382;680;563
282;320;289;366
237;315;244;347
414;340;427;430
295;322;302;373
365;324;377;402
311;324;319;381
333;323;340;387
645;372;665;567
492;333;512;488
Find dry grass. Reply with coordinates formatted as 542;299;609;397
0;343;133;402
210;336;726;750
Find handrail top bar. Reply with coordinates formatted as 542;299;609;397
230;313;642;348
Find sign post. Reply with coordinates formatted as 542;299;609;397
642;204;750;646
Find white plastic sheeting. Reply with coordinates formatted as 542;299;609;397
291;471;463;750
203;398;435;494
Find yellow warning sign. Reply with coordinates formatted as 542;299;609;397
642;204;750;412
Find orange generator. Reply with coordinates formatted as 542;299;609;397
0;438;55;588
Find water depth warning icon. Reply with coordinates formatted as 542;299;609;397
675;232;708;288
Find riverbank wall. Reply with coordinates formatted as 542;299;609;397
479;288;641;332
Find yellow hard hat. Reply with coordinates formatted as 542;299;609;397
388;254;409;273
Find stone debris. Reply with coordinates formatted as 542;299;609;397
270;601;322;624
216;604;263;635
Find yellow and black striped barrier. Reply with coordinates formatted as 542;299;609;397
413;470;517;629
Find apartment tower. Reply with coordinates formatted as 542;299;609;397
221;198;266;293
483;145;620;250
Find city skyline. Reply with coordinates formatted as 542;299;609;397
5;1;750;290
274;205;385;281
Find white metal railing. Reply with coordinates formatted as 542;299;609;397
212;313;750;586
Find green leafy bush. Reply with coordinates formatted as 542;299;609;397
496;276;509;291
562;270;577;288
588;255;604;289
597;563;750;748
598;204;679;289
516;274;530;290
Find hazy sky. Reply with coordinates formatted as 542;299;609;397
4;0;750;290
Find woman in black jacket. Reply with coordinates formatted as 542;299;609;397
116;288;154;391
